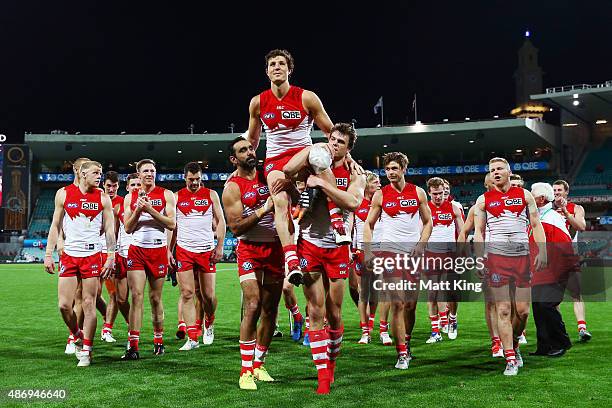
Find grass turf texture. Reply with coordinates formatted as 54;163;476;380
0;264;610;408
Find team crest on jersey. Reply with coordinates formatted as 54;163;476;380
300;258;308;268
400;199;418;207
263;112;275;119
257;186;269;195
243;191;256;200
67;203;78;209
265;163;274;172
281;110;301;119
504;198;523;206
242;261;253;271
82;202;99;210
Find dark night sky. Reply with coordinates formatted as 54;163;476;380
1;1;611;143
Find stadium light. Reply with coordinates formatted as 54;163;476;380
383;144;388;148
562;123;578;127
465;117;470;121
177;150;182;154
197;161;203;164
218;150;223;153
493;115;499;119
515;149;522;153
443;118;449;122
525;30;530;38
468;140;475;144
596;120;608;125
573;94;579;99
572;100;580;106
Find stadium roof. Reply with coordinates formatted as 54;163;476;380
531;80;612;127
25;118;556;167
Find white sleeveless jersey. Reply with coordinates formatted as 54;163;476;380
379;184;421;253
129;186;168;249
176;187;215;253
62;185;104;257
259;86;314;158
427;200;457;253
484;187;529;256
118;221;132;258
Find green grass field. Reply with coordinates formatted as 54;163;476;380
0;264;610;407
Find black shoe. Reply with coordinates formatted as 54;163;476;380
121;348;140;360
547;348;566;357
529;349;550;356
153;343;165;356
176;329;186;340
170;271;178;287
273;325;283;338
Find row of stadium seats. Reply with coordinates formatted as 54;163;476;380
15;247;56;262
574;139;612;186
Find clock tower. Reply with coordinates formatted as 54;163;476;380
511;31;548;118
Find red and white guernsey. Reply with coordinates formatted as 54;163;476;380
63;185;104;257
427;200;457;253
176;187;215;252
300;165;350;249
117;195;132;258
230;171;276;243
353;197;383;249
100;195;123;252
130;186;167;248
380;183;421;251
259;86;313;158
484;186;529;256
555;201;579;242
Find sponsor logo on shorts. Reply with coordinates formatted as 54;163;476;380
400;199;418;207
194;199;209;206
265;163;274;172
339;263;347;268
127;259;133;267
59;264;66;275
281;110;301;119
243;191;256;200
177;261;182;269
504;198;523;206
150;199;163;206
242;261;253;271
67;203;78;209
159;264;165;270
263;112;275;119
490;273;501;283
300;258;308;268
91;264;99;269
339;269;347;275
82;202;99;210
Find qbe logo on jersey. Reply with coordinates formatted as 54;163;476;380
438;213;453;221
336;178;348;188
505;198;523;206
150;199;163;206
194;199;209;206
400;199;418;207
82;202;99;210
281;111;301;120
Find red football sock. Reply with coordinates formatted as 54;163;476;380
239;339;256;375
309;329;330;394
129;330;140;350
253;344;268;369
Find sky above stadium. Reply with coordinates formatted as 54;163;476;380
1;1;611;143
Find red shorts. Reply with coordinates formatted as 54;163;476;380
264;147;307;179
59;252;102;279
127;245;168;279
115;254;129;279
423;251;454;276
298;239;350;280
176;245;216;274
352;249;365;277
485;253;531;288
236;240;284;282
